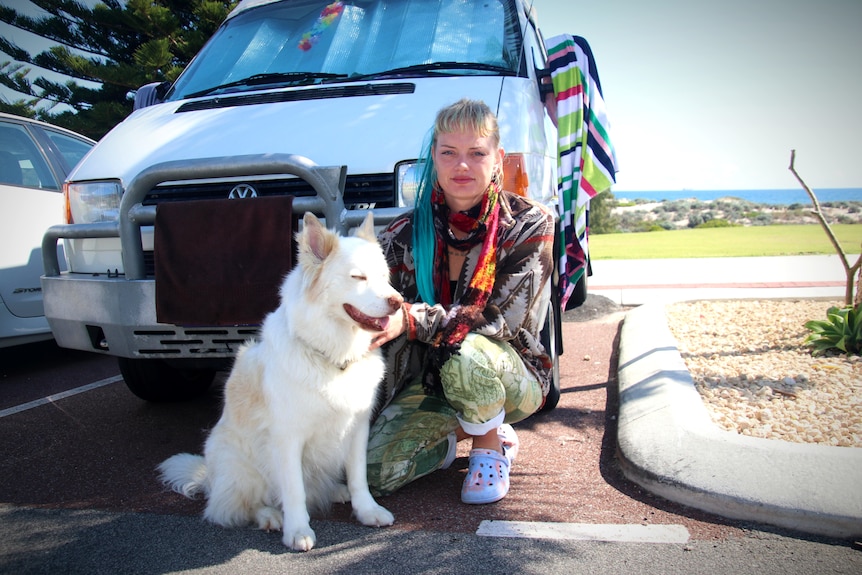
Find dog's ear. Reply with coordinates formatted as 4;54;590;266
299;212;337;263
356;211;377;243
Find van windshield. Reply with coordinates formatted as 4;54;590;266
167;0;523;101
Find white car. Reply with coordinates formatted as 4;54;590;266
0;112;95;347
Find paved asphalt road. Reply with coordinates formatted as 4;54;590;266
1;503;859;575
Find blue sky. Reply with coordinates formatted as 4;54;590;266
3;0;860;192
531;0;862;192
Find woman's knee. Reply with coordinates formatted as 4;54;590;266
367;436;453;496
442;334;542;422
439;335;506;421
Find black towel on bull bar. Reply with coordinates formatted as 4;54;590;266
155;195;294;326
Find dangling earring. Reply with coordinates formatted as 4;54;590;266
491;164;503;186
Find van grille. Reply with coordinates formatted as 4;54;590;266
141;173;395;276
143;173;395;207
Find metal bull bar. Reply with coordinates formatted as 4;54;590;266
43;153;409;278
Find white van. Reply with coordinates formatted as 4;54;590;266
42;0;569;403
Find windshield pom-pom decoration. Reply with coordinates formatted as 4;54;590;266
299;1;345;51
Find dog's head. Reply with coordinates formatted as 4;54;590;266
295;212;402;332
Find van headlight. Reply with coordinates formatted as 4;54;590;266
65;181;122;224
396;161;419;208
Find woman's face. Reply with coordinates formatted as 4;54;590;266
433;129;504;213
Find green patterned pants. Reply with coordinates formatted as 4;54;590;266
367;333;543;496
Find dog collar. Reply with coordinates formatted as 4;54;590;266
296;334;355;371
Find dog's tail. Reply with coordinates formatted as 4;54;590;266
157;453;208;498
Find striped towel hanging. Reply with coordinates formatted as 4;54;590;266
546;34;618;310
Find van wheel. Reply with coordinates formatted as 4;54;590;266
539;302;562;412
118;357;215;402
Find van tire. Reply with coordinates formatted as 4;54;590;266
539;301;562;412
570;273;588;309
565;269;589;310
118;357;215;402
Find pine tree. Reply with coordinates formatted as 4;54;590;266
0;0;236;139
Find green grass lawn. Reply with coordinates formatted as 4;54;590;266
589;224;862;259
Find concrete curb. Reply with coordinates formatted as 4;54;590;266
615;303;862;540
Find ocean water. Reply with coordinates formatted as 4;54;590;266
612;188;862;206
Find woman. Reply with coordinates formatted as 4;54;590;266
367;99;555;504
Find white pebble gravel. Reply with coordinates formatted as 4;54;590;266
665;300;862;448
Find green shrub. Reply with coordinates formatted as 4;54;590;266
628;220;658;233
695;218;735;229
804;306;862;356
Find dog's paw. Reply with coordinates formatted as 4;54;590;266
354;503;394;528
283;526;316;552
255;506;283;532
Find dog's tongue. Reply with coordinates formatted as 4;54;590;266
344;304;391;332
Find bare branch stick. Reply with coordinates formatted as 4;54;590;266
788;149;858;306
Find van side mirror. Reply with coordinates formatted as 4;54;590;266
536;68;557;127
537;68;554;97
133;81;171;110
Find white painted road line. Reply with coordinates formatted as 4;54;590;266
476;520;691;543
0;375;124;419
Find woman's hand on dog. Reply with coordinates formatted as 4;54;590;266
370;302;408;350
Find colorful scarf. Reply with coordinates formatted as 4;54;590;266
423;179;501;393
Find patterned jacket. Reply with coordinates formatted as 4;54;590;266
376;190;556;411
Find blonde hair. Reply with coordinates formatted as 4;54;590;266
433;98;500;148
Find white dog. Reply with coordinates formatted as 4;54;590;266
158;211;400;551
